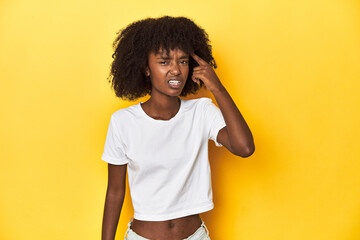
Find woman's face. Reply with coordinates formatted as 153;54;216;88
146;47;189;98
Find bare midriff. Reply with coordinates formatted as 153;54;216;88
130;214;202;240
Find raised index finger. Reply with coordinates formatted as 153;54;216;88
191;53;208;66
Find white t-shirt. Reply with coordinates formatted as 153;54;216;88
101;97;226;221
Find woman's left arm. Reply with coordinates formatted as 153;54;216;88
191;54;255;157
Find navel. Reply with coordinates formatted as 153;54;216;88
168;221;175;228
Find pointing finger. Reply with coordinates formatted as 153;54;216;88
191;53;207;66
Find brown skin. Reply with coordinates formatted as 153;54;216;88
102;164;127;240
191;53;255;157
102;49;255;240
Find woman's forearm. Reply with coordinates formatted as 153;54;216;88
102;189;125;240
212;85;255;155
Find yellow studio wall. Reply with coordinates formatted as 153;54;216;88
1;0;360;239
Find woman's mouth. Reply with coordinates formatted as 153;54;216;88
168;80;182;88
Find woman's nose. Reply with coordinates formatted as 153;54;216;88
170;62;181;75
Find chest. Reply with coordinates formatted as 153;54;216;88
124;113;207;168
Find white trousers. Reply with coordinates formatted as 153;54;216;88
124;218;211;240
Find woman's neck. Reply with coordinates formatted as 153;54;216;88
141;96;181;121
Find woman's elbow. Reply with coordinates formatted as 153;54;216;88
233;144;255;158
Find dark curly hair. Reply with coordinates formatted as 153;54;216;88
108;16;217;101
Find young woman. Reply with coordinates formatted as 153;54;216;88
101;16;255;240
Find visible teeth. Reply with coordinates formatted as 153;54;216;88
169;80;181;84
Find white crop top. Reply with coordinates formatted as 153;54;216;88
101;97;226;221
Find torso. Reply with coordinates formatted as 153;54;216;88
130;214;202;240
121;97;211;240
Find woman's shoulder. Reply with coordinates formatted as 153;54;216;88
110;102;141;121
182;97;213;110
182;97;212;105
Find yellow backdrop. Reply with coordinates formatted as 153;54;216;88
1;0;360;239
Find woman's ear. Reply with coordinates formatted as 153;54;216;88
145;67;150;76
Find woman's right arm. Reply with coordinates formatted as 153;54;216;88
102;163;127;240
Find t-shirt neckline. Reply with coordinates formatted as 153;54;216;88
138;98;184;123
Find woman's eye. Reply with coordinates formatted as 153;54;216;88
159;61;168;65
180;60;189;64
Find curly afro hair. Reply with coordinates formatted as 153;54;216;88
108;16;217;101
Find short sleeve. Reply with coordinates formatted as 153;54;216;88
101;115;129;165
203;98;227;147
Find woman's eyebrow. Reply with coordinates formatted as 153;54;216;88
156;55;189;60
157;56;171;60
